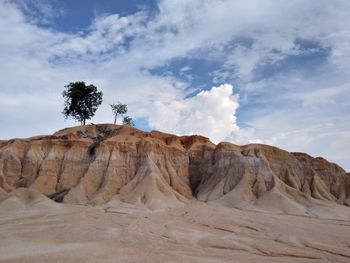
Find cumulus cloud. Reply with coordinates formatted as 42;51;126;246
0;0;350;170
148;84;239;143
227;127;263;145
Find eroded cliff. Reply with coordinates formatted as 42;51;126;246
0;124;349;214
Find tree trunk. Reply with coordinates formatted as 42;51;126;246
83;119;86;125
114;114;117;124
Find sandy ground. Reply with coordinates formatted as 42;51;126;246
1;196;350;263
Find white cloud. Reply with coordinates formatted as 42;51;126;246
49;13;147;61
227;127;263;145
10;0;64;24
251;114;350;172
0;0;350;171
148;84;239;143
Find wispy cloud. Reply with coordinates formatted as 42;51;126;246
0;0;349;170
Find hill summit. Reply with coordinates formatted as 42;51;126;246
0;124;349;217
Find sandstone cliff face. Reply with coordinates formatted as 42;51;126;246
0;124;349;213
191;143;350;215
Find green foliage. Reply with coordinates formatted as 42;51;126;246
122;116;135;127
110;103;128;124
62;81;103;125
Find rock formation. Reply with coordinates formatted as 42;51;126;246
0;124;349;214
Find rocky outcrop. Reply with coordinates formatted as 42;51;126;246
0;124;349;213
192;143;350;215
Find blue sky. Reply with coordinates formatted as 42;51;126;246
0;0;349;171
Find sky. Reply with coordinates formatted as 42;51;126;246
0;0;349;171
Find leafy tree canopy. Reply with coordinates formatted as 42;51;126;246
110;103;127;124
122;116;135;127
62;81;103;125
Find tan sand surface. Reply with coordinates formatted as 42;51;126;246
0;192;349;263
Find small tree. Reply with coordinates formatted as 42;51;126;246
122;116;135;127
110;103;127;124
62;81;103;125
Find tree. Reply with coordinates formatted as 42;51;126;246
110;103;127;124
62;81;103;125
122;116;135;126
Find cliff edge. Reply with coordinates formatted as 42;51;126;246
0;124;349;216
